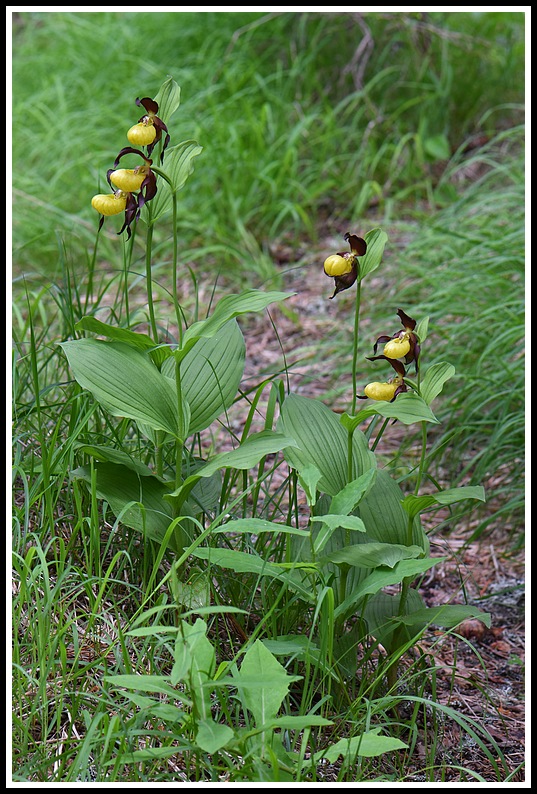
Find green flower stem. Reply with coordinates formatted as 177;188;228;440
155;430;164;479
350;275;363;416
174;356;185;494
171;191;182;342
336;428;354;626
121;223;137;326
152;166;183;342
371;417;391;451
398;420;428;618
338;271;364;633
144;204;158;343
84;230;100;314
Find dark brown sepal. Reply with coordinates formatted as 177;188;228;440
344;232;367;256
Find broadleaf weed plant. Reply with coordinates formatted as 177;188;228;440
30;76;492;781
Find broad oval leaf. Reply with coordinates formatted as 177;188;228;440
75;443;153;476
419;362;456;405
238;640;294;725
373;392;439;424
190;547;313;602
180;290;293;352
363;589;427;652
196;719;234;754
70;462;185;550
334;556;442;620
277;394;376;497
148;140;203;222
74;317;155;350
312;514;367;557
167;430;298;500
359;228;388;279
358;469;429;549
214;518;307;536
398;604;491;630
74;316;172;368
60;339;181;437
323;542;424;569
153;75;182;124
162;319;245;435
329;468;377;516
318;731;408;762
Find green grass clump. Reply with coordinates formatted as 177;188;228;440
387;132;524;543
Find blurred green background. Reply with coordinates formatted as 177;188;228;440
12;10;524;281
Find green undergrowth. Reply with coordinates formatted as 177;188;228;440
11;13;526;784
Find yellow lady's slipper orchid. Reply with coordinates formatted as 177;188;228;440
357;356;408;403
323;232;367;299
91;148;158;239
372;309;420;372
127;96;170;162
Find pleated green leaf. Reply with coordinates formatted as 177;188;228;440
75;443;154;477
322;542;424;569
334;557;442;620
419;361;456;405
167;430;298;501
360;228;388;279
70;462;181;548
74;316;172;368
190;547;314;602
60;339;181;437
153;75;182;124
312;514;367;556
74;317;156;350
277;394;376;497
163;319;245;435
372;392;440;424
402;485;486;520
180;290;292;353
149;140;203;222
329;468;377;515
358;469;429;550
190;547;288;578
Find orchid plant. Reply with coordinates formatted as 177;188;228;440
61;77;489;765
